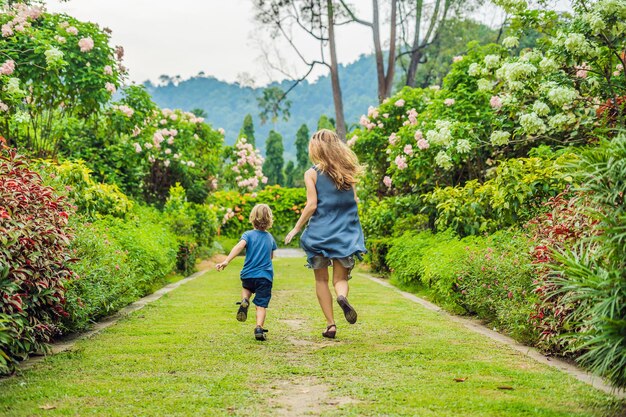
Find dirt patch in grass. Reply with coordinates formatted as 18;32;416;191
268;377;357;416
196;254;227;271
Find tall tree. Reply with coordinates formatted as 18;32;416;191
317;115;335;130
339;0;397;101
190;108;208;118
253;0;348;139
257;86;292;128
239;114;256;146
398;0;471;87
284;161;296;187
295;123;311;171
262;130;285;186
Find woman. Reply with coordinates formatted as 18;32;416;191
285;129;366;339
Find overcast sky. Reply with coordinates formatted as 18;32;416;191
45;0;557;86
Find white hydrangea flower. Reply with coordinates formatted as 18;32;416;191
502;36;519;49
490;130;511;146
519;112;546;135
547;86;578;107
532;100;550;116
484;54;501;69
468;63;482;77
539;57;559;72
477;79;493;92
456;139;471;154
5;78;23;95
44;47;64;67
434;151;453;170
548;113;571;130
496;62;537;83
563;33;592;55
14;111;30;124
584;12;606;34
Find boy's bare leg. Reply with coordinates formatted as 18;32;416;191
241;288;252;302
314;268;335;326
256;307;266;327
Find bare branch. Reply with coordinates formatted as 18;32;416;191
337;0;373;27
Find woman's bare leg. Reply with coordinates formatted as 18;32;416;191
332;262;349;298
314;268;335;326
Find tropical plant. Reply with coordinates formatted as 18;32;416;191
0;149;75;373
549;134;626;389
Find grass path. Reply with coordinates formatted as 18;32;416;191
0;256;623;416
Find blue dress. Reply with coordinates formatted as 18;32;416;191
300;167;366;265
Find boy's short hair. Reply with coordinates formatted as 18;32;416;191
249;204;273;231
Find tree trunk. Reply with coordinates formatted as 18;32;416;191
327;0;346;140
406;0;424;87
384;0;397;98
372;0;386;103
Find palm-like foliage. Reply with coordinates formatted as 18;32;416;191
551;133;626;389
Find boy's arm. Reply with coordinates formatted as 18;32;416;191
216;240;247;271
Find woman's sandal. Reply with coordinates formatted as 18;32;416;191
337;295;358;324
322;324;337;339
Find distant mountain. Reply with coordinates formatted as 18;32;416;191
143;54;379;160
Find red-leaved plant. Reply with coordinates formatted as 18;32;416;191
526;188;597;354
0;149;76;374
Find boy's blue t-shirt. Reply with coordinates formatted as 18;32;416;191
240;230;277;281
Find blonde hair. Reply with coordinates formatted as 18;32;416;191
249;204;273;231
309;129;363;190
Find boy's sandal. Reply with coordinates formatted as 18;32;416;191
236;298;249;322
255;326;268;341
322;324;336;339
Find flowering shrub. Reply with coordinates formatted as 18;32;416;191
129;105;224;204
222;137;267;192
0;150;75;374
423;149;576;236
211;186;306;241
0;4;124;157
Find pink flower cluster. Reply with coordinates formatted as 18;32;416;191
359;115;376;130
395;155;408;170
232;138;267;191
66;26;79;35
367;106;379;119
575;62;591;79
346;135;357;147
0;60;15;76
223;208;236;224
112;104;134;118
0;101;8;112
403;108;419;126
453;55;464;63
388;132;398;145
105;82;116;94
1;4;42;37
104;65;113;75
490;95;503;109
383;176;392;188
417;138;430;150
394;99;405;107
444;98;455;106
78;37;94;52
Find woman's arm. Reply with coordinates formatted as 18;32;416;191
216;240;247;271
284;169;318;244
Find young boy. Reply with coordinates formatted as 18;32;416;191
216;204;277;341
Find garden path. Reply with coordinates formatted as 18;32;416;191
0;255;623;417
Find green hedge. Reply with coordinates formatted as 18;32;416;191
385;230;538;344
64;206;178;331
210;185;306;243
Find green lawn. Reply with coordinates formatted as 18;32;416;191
0;257;623;416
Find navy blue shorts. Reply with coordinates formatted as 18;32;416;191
241;278;273;308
